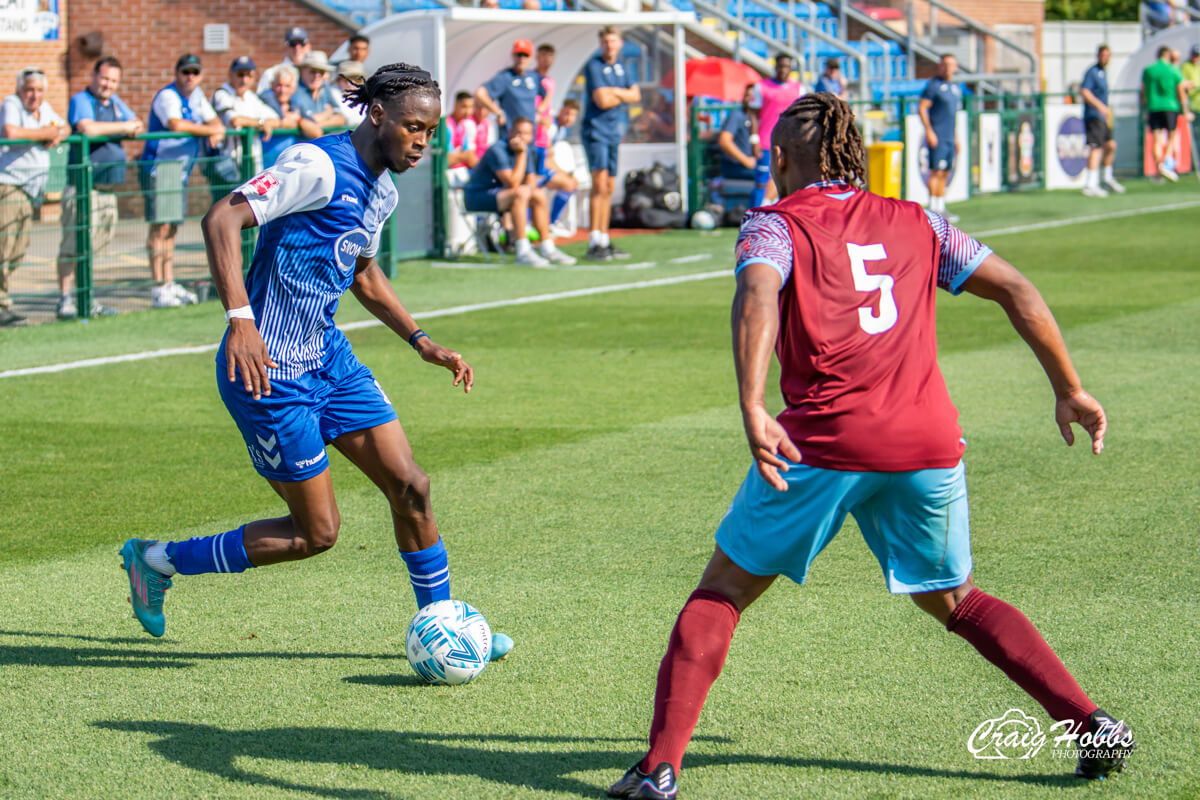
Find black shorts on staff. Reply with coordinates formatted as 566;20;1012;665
1148;110;1178;132
1085;117;1112;148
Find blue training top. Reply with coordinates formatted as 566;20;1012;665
224;132;398;380
920;77;961;139
582;54;633;144
1081;64;1109;121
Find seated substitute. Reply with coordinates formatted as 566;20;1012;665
463;116;575;267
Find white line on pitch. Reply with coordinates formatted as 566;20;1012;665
669;254;714;264
971;200;1200;238
1;270;732;379
430;261;505;270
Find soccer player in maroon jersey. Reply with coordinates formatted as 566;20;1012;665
607;94;1135;800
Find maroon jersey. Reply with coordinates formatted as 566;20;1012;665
757;186;965;471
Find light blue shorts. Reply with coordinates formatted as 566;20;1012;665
715;460;972;594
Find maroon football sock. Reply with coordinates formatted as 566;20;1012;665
641;589;741;774
947;587;1097;728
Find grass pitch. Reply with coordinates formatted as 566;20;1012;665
0;181;1198;799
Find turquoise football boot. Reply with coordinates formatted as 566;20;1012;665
489;632;514;661
120;539;172;637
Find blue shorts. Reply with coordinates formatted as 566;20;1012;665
464;187;502;213
715;460;972;594
582;136;619;176
929;137;956;172
217;333;397;482
719;161;756;182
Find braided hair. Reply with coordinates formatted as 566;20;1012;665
772;92;866;187
343;62;440;111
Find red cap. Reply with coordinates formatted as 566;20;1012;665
512;39;534;56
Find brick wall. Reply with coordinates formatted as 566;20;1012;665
67;0;354;122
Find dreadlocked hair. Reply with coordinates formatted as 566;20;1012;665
343;62;440;111
773;92;866;187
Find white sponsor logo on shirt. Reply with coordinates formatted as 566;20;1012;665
334;228;370;273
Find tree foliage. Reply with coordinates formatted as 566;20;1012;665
1044;0;1141;21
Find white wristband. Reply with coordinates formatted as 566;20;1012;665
749;134;760;144
225;305;254;322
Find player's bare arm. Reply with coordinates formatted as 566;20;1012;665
962;253;1106;454
918;98;937;146
731;262;801;490
351;256;473;393
202;193;278;400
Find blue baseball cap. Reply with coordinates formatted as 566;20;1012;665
230;56;256;72
285;27;309;44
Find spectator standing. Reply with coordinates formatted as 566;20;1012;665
332;61;367;127
56;56;142;319
347;34;370;65
750;54;805;206
918;53;962;221
582;25;639;261
141;53;224;308
211;57;280;190
1079;45;1124;198
464;116;575;266
717;84;758;183
813;58;847;100
0;67;66;326
258;67;322;167
476;40;545;140
1142;45;1188;181
534;44;556;151
294;51;346;129
1181;45;1200;154
259;27;311;95
446;91;479;178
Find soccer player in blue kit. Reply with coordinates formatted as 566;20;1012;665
119;63;513;661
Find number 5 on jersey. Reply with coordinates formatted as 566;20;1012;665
847;243;897;334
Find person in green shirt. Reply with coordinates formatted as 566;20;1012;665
1181;45;1200;160
1142;45;1191;181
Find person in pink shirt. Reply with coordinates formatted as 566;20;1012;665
471;102;496;160
445;91;479;172
751;53;805;206
534;43;556;150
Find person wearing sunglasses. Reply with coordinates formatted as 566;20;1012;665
212;56;280;178
259;27;312;95
140;53;224;308
474;39;545;140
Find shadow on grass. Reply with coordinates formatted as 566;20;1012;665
94;721;1082;798
0;629;401;670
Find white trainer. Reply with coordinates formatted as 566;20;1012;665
1082;186;1109;198
151;285;182;308
1159;165;1179;182
515;249;551;267
168;282;199;304
538;243;577;266
1103;177;1126;194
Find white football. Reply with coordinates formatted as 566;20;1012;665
405;599;491;685
690;209;716;230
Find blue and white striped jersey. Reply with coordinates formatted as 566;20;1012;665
233;132;398;380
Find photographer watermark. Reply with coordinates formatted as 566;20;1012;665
967;709;1134;761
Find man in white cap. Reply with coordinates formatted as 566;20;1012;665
259;27;311;94
333;60;366;126
294;51;345;129
212;56;280;175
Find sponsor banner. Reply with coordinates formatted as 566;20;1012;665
1044;103;1089;189
977;113;1003;193
1142;115;1193;176
0;0;59;41
903;110;969;205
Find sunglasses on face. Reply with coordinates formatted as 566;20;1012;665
180;69;200;76
287;40;307;47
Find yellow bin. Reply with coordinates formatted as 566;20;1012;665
867;141;904;199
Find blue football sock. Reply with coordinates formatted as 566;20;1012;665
165;526;255;575
750;182;767;208
550;191;573;224
400;538;450;608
